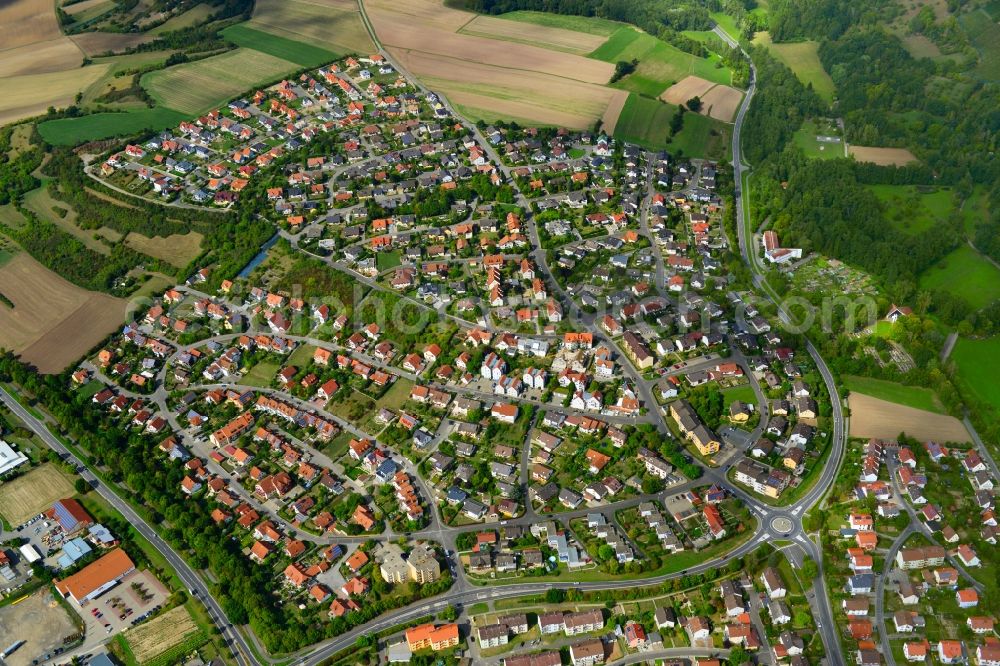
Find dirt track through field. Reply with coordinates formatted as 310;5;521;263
848;392;971;443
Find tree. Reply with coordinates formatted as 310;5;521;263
686;96;702;112
641;476;664;494
801;557;819;581
546;588;566;603
729;645;747;665
610;58;638;83
669;106;686;135
74;478;89;494
802;508;824;532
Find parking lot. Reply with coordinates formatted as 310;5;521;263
78;570;170;640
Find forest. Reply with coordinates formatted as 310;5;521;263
765;0;890;41
742;0;1000;302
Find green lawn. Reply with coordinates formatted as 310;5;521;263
793;119;844;159
221;24;340;67
38;108;188;145
842;375;946;414
376;377;414;411
722;384;757;407
752;32;835;102
242;360;280;388
286;343;317;367
919;245;1000;310
871;320;894;338
869;184;958;236
376;250;402;272
592;27;732;93
952;336;1000;414
496;10;622;36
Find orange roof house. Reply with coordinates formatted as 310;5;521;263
346;549;369;572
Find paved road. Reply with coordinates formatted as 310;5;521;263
0;388;254;666
728;35;847;666
875;523;916;666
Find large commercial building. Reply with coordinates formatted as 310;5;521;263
55;549;135;604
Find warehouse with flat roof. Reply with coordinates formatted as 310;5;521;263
55;549;135;604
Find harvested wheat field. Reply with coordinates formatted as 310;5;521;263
660;75;716;105
458;15;607;55
0;464;76;526
0;0;86;78
0;40;84;78
375;17;613;84
365;0;625;127
0;253;126;373
250;0;375;55
848;146;918;166
600;89;630;134
125;231;203;267
366;0;472;33
70;31;159;56
0;0;65;50
661;76;741;121
0;64;109;134
699;84;742;121
848;393;971;443
64;0;111;15
124;605;202;664
407;49;618;129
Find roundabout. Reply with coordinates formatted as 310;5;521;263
770;516;794;535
